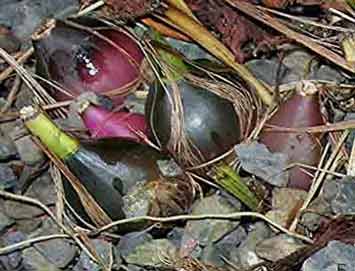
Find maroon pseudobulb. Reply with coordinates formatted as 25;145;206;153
33;21;144;105
260;85;324;191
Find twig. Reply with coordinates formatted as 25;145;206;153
0;75;21;113
76;0;104;17
93;212;313;243
264;119;355;134
263;7;355;33
329;7;355;25
289;130;349;232
348;136;355;176
0;234;70;254
0;190;104;268
0;48;34;82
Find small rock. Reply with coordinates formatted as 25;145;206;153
118;231;153;258
125;239;177;267
0;210;14;233
14;79;35;109
265;210;290;229
0;163;17;190
15;218;42;235
0;230;26;271
323;176;355;214
0;0;79;41
0;26;20;53
55;112;86;131
157;159;183;177
122;181;151;218
201;226;247;267
30;218;77;268
0;131;17;161
167;227;185;248
13;135;45;166
309;64;345;83
235;142;289;187
5;172;56;220
281;49;313;81
74;238;121;271
272;188;307;210
256;234;306;261
246;59;291;86
125;93;146;115
302;241;355;271
22;247;61;271
230;222;273;269
181;193;241;256
301;196;332;232
266;188;307;227
126;264;149;271
166;38;215;60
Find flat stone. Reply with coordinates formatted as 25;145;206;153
0;163;17;190
272;188;307;210
230;222;273;269
22;247;61;271
166;38;216;61
256;234;306;261
201;226;247;267
181;193;241;256
235;142;289;187
282;50;313;81
265;188;307;228
309;64;345;83
125;239;177;267
0;230;25;271
0;0;79;41
0;210;14;233
265;209;290;229
15;218;43;235
323;176;355;214
118;231;153;258
167;227;185;248
246;59;292;86
13;135;45;166
74;238;121;271
30;218;77;268
0;131;17;162
4;172;56;219
302;241;355;271
157;159;183;177
301;196;332;232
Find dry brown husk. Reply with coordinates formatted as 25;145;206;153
164;71;262;172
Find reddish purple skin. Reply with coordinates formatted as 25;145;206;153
75;30;144;103
35;25;144;105
82;106;148;143
260;93;324;191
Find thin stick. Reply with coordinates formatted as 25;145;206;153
76;0;105;17
0;234;70;254
289;130;349;232
93;212;312;243
348;136;355;176
1;75;21;113
329;7;355;25
0;190;102;267
0;48;34;82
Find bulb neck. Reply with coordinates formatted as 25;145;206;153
21;106;79;160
